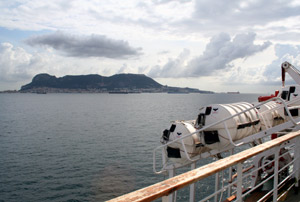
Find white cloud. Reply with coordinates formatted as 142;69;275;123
0;41;145;90
148;48;190;77
0;43;35;82
148;32;271;78
1;0;300;43
189;0;300;32
263;44;300;83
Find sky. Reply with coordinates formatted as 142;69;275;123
1;0;300;93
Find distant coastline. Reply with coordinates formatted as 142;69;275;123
0;90;19;93
0;87;214;94
3;73;214;94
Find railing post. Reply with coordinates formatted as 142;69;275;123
189;162;196;202
228;149;234;198
295;136;300;189
162;168;176;202
273;146;279;202
214;172;219;202
236;163;243;202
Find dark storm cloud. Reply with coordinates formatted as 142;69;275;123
25;32;142;59
148;32;271;78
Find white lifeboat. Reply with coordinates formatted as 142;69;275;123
255;101;284;130
161;120;209;164
194;102;260;150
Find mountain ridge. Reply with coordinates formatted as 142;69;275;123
20;73;214;94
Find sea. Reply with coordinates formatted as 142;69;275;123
0;93;262;202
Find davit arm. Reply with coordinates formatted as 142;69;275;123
281;61;300;86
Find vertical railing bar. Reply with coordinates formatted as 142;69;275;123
273;146;279;201
189;162;196;202
162;168;176;202
214;172;219;202
236;163;243;202
228;149;233;198
295;136;300;190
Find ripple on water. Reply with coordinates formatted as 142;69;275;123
0;93;262;201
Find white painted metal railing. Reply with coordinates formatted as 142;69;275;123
196;136;300;202
108;132;300;202
108;96;300;202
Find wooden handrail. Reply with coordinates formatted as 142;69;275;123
107;131;300;202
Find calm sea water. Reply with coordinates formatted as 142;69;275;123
0;93;261;201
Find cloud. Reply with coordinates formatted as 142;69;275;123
148;32;271;78
263;44;300;83
0;42;68;87
152;0;191;4
187;33;271;76
25;32;142;59
148;48;190;77
1;0;300;44
191;0;300;28
0;42;125;90
0;43;34;82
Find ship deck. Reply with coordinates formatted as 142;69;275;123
285;186;299;202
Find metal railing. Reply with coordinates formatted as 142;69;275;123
107;131;300;202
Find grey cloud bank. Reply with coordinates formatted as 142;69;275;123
25;32;142;59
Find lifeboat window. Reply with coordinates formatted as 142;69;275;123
289;86;295;93
169;124;176;132
205;107;212;115
284;108;299;117
197;113;206;126
281;91;288;100
288;86;296;101
162;129;170;141
167;147;181;158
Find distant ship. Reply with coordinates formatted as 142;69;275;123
108;91;128;94
167;92;189;94
227;91;240;94
36;90;47;94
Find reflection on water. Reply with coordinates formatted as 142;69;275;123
92;163;136;200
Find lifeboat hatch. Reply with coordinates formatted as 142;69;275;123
281;90;288;100
170;124;176;132
197;113;206;126
162;129;170;141
284;108;299;116
203;131;220;144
